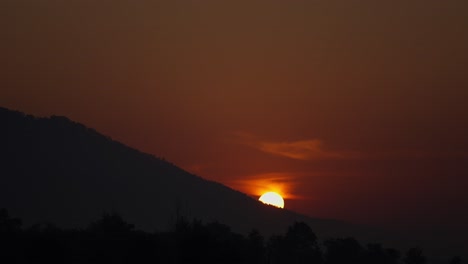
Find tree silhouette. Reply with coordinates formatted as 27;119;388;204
173;218;245;264
267;234;284;264
246;229;265;264
364;243;400;264
404;247;426;264
85;212;136;264
385;248;401;264
449;256;462;264
0;209;24;262
0;208;22;233
87;211;135;234
1;207;463;264
268;221;322;264
324;237;364;264
23;223;71;264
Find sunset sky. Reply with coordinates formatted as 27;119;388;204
1;0;468;234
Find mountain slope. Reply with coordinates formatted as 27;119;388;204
0;107;378;240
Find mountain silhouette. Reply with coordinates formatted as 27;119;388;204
0;106;370;239
1;107;467;263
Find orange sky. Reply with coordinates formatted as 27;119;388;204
1;0;468;233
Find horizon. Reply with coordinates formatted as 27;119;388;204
1;104;467;262
1;106;466;232
1;0;467;248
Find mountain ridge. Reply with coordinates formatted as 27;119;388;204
2;106;467;262
0;106;358;238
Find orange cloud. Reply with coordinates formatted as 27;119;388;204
234;132;359;160
258;139;347;160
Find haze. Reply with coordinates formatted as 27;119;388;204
1;0;468;238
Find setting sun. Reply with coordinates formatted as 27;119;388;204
259;192;284;208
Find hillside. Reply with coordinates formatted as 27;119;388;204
0;107;364;239
2;106;467;263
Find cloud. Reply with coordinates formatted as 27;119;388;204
258;139;349;160
234;132;359;161
233;131;468;162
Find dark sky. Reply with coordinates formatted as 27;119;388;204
1;0;468;233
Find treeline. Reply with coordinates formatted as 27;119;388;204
0;209;462;264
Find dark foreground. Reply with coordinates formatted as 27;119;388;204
1;209;461;264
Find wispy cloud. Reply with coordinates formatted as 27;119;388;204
258;139;349;160
234;132;359;161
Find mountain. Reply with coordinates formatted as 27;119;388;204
2;107;466;262
0;107;366;238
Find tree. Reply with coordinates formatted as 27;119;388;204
449;256;462;264
385;248;401;264
246;229;265;264
85;212;135;264
0;209;24;263
324;237;363;264
269;222;322;264
0;208;22;233
87;211;134;234
364;243;400;264
404;248;426;264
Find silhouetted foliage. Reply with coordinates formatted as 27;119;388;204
364;243;401;264
173;216;245;264
449;256;462;264
0;208;463;264
268;221;322;264
0;208;24;263
0;208;22;233
405;247;427;264
246;229;265;264
23;223;71;264
0;108;464;263
324;237;364;264
87;211;135;234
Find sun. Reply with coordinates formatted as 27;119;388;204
259;192;284;208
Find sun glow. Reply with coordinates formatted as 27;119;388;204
259;192;284;208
